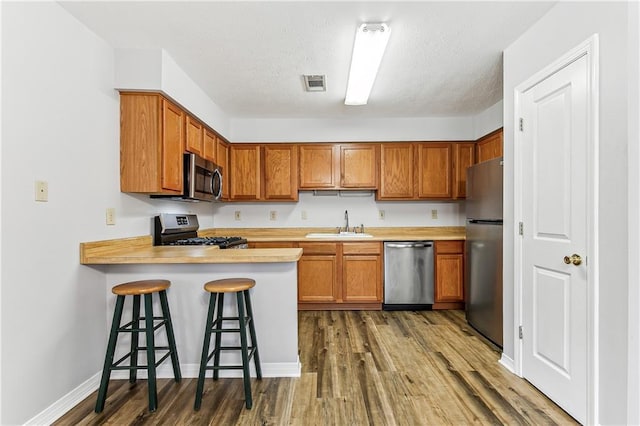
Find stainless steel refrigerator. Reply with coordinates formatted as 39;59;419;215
465;157;503;347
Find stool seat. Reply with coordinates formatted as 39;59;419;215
112;279;170;295
204;278;255;293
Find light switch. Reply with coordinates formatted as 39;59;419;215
35;180;48;202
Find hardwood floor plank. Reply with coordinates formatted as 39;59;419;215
54;310;578;426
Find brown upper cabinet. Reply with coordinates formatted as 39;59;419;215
229;144;298;201
215;137;230;200
203;129;216;162
299;143;378;190
378;143;415;199
452;143;476;199
185;114;204;156
120;92;184;195
476;128;503;163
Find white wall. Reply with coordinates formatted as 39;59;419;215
472;100;503;139
213;192;465;228
0;3;219;423
503;2;632;423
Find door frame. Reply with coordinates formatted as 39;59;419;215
513;34;599;424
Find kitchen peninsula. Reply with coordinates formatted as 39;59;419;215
80;236;303;378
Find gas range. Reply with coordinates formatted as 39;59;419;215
153;214;248;249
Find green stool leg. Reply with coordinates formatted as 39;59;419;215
95;295;125;413
144;294;158;412
194;292;217;410
129;295;141;383
212;293;225;380
236;291;253;409
243;289;262;380
158;290;181;382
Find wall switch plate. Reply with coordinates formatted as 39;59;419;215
106;208;116;225
378;210;385;220
301;210;308;220
234;211;241;221
431;209;438;219
269;210;277;221
35;180;48;202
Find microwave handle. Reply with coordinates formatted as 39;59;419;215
212;168;222;200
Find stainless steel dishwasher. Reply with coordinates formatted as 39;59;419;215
383;241;434;310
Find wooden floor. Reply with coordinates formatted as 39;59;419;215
54;310;577;425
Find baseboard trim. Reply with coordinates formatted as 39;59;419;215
499;353;516;374
24;372;101;426
24;360;301;425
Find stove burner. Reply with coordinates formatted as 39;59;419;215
168;236;246;248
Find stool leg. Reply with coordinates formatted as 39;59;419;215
236;291;253;409
95;295;125;413
129;295;141;383
243;289;262;380
144;293;158;412
195;292;217;410
158;290;181;382
212;293;225;380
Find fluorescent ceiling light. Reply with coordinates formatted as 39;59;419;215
345;23;391;106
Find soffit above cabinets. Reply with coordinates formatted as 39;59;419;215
60;1;555;119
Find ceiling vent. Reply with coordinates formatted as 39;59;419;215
303;75;326;92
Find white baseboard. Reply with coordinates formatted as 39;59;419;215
24;359;301;425
499;353;516;373
24;372;101;426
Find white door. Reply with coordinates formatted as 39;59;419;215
520;53;590;424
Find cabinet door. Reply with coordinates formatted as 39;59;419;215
229;145;261;200
379;143;414;199
452;143;476;199
203;129;216;162
185;115;203;155
476;129;503;163
161;98;185;193
298;255;339;303
263;145;298;201
417;143;452;198
434;241;464;304
340;144;378;188
299;144;337;189
342;255;381;303
215;138;229;200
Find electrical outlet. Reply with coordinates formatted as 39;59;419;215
35;180;48;202
106;208;116;225
301;210;308;220
234;210;241;221
269;210;277;221
431;209;438;219
378;210;385;220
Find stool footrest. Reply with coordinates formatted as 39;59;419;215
111;348;173;370
118;317;167;333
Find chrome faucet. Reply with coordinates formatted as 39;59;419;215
344;210;349;233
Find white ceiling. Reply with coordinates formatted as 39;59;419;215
59;1;555;119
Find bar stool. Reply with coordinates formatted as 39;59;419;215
95;279;181;413
194;278;262;410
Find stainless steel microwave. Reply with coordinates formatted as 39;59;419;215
152;153;222;202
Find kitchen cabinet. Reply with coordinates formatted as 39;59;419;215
203;129;216;162
229;144;298;201
342;242;382;303
452;143;476;199
185;114;204;156
120;92;184;195
434;240;464;310
298;143;377;190
298;241;382;310
298;242;339;305
378;143;415;199
215;137;229;200
262;145;298;201
476;128;503;163
417;143;452;198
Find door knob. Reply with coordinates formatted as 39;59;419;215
563;254;582;266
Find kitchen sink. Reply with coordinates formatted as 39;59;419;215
305;232;373;239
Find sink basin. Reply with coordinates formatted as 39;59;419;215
305;232;373;239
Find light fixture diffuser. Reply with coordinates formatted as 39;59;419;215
344;23;390;106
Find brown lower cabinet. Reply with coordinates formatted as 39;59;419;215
433;240;465;310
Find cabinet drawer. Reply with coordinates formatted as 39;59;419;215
435;240;463;254
342;242;381;255
299;242;337;255
250;242;296;249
